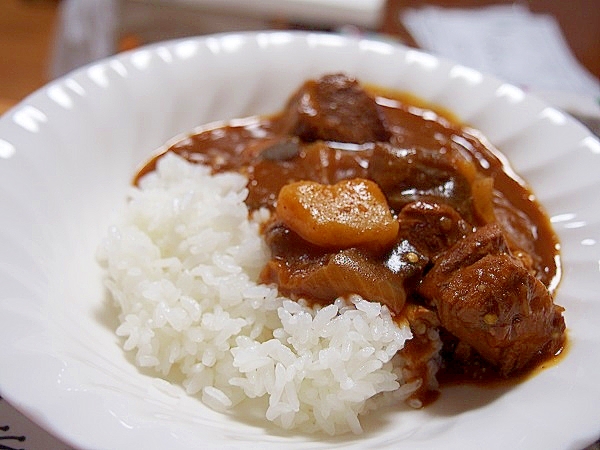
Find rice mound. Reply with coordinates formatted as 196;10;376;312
97;152;419;435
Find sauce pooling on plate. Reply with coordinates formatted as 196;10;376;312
137;73;566;402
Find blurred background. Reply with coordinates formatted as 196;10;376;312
1;0;599;115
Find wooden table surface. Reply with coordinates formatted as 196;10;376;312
381;0;600;82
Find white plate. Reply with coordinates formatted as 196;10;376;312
1;31;599;450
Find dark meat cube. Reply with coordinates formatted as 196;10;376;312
383;201;470;290
367;142;476;222
281;73;390;144
396;201;471;259
419;224;565;375
422;222;508;275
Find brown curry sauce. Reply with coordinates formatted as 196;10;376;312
135;74;565;400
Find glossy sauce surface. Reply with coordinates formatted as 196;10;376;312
136;77;564;393
138;89;560;291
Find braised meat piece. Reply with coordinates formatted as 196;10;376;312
384;201;470;290
367;143;479;223
396;201;471;259
421;222;508;275
419;224;565;375
493;193;546;277
280;73;390;143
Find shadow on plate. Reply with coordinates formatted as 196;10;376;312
424;383;512;417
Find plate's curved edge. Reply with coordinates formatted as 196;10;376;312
1;30;600;450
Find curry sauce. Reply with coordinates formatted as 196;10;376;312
136;74;565;400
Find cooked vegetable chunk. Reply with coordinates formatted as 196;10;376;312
261;244;407;313
276;178;399;250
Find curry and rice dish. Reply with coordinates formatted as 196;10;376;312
98;73;566;435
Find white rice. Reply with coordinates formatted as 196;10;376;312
97;152;420;435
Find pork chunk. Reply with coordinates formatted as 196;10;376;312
281;73;390;143
383;201;470;289
419;224;565;375
396;201;471;259
367;143;476;222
